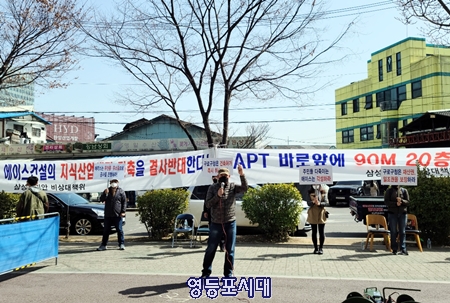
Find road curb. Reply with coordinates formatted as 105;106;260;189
58;235;366;246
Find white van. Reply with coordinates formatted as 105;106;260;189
185;185;311;235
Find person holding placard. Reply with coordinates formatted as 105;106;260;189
97;179;127;251
384;185;410;255
307;184;328;255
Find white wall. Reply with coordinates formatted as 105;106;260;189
4;119;47;143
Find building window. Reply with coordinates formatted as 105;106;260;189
376;124;381;139
32;127;41;137
365;95;373;109
412;80;422;99
13;124;24;133
353;98;359;113
360;126;374;141
341;102;347;116
396;52;401;75
378;59;383;81
376;91;385;107
387;55;392;72
342;129;354;143
382;121;399;145
397;85;406;101
403;119;408;127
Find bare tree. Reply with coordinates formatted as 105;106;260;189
229;123;270;149
0;0;87;105
396;0;450;43
84;0;352;149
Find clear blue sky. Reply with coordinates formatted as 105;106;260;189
34;0;426;145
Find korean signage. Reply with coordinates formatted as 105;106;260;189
202;158;233;176
0;147;448;193
380;166;418;186
299;165;333;185
38;113;96;143
93;163;126;180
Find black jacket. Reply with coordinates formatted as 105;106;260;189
100;187;127;217
384;186;409;215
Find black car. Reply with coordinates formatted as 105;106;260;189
47;192;108;235
327;181;367;206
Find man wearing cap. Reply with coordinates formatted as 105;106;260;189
201;164;248;278
203;174;225;252
97;179;127;251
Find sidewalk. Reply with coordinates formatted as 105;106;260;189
35;235;450;283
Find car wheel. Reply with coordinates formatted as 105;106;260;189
329;199;337;207
73;218;93;235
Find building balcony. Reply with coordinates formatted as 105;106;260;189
389;129;450;147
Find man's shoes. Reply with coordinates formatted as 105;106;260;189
201;274;210;279
398;250;408;255
97;245;107;251
119;244;125;250
313;249;319;254
318;248;323;255
392;250;397;255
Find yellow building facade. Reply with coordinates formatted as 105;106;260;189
335;37;450;149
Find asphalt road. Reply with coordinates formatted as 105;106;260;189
123;205;368;239
2;206;448;303
0;272;447;303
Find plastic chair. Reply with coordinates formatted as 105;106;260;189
195;211;210;243
405;214;423;252
171;213;195;248
365;214;391;251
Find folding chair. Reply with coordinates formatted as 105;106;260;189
364;214;391;251
195;211;210;243
171;213;195;248
405;214;423;252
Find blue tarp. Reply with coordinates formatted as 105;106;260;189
0;215;59;274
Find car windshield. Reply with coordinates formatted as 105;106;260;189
335;181;362;186
51;193;90;206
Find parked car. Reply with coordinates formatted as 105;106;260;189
185;185;311;236
77;192;100;202
327;181;367;206
47;192;109;235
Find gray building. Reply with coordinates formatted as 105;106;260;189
0;82;34;107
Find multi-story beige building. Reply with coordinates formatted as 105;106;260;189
335;37;450;149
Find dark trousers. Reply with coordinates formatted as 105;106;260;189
311;224;325;249
388;213;407;251
202;221;236;277
101;216;125;246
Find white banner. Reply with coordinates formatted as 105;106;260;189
1;147;449;193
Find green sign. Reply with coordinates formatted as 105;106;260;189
83;142;112;151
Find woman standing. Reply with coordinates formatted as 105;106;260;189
307;184;328;254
